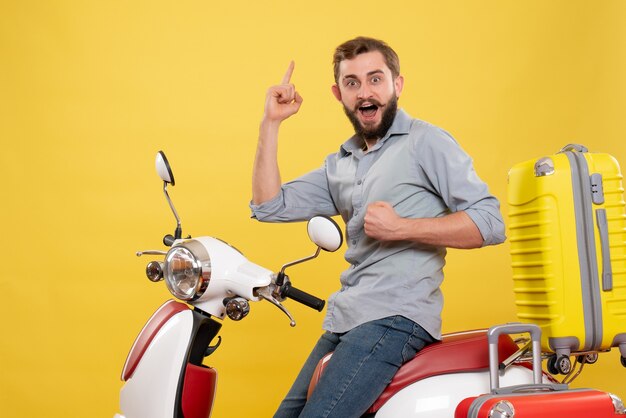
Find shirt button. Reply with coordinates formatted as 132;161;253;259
357;180;362;185
351;240;357;245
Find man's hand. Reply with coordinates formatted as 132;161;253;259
263;61;303;123
364;201;406;241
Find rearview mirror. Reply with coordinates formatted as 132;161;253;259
307;216;343;252
156;151;175;185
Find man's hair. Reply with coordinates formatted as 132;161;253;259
333;37;400;83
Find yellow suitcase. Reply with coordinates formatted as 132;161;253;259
507;144;626;374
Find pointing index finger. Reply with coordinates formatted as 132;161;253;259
281;60;295;85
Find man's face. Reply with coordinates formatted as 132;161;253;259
332;51;404;141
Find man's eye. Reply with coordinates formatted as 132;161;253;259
345;80;359;88
371;76;381;83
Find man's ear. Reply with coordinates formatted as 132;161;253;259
394;75;404;97
331;84;342;101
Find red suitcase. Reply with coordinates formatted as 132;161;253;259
456;388;622;417
454;324;625;418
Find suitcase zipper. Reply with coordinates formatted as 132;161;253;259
566;151;603;351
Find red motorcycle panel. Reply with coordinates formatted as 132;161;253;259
182;363;217;418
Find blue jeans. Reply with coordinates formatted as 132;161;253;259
273;316;436;418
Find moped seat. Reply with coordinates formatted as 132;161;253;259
307;328;520;413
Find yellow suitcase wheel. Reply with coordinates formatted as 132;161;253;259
576;353;598;365
548;354;572;375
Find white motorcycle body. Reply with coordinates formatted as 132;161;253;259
375;368;536;417
176;236;273;319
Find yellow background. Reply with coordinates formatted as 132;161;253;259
1;1;625;417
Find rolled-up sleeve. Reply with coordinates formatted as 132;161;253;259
465;204;506;246
250;165;339;223
416;126;506;247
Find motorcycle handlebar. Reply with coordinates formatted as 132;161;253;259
281;282;326;312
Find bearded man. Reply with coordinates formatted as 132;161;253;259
251;36;505;418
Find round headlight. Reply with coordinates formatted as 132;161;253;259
163;243;210;301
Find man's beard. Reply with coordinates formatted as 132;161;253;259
343;94;398;142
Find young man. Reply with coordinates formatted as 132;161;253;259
251;37;505;418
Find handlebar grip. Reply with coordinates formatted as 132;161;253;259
163;234;176;246
282;283;325;312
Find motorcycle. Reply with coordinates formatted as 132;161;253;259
115;151;626;418
114;151;343;418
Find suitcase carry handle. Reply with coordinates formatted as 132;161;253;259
487;323;543;391
560;143;589;153
492;382;569;395
596;208;614;291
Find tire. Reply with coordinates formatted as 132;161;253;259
547;355;559;375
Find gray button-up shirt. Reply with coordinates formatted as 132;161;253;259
250;109;505;339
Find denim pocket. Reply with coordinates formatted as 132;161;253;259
401;321;436;363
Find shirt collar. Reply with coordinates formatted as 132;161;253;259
340;108;412;157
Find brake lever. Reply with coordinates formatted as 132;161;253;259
257;286;296;327
136;250;168;257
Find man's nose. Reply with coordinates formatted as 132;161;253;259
357;84;373;100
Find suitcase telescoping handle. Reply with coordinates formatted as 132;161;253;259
487;323;543;391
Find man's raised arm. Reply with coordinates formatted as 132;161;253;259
252;61;303;205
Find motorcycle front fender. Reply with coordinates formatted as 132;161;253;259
117;300;221;418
